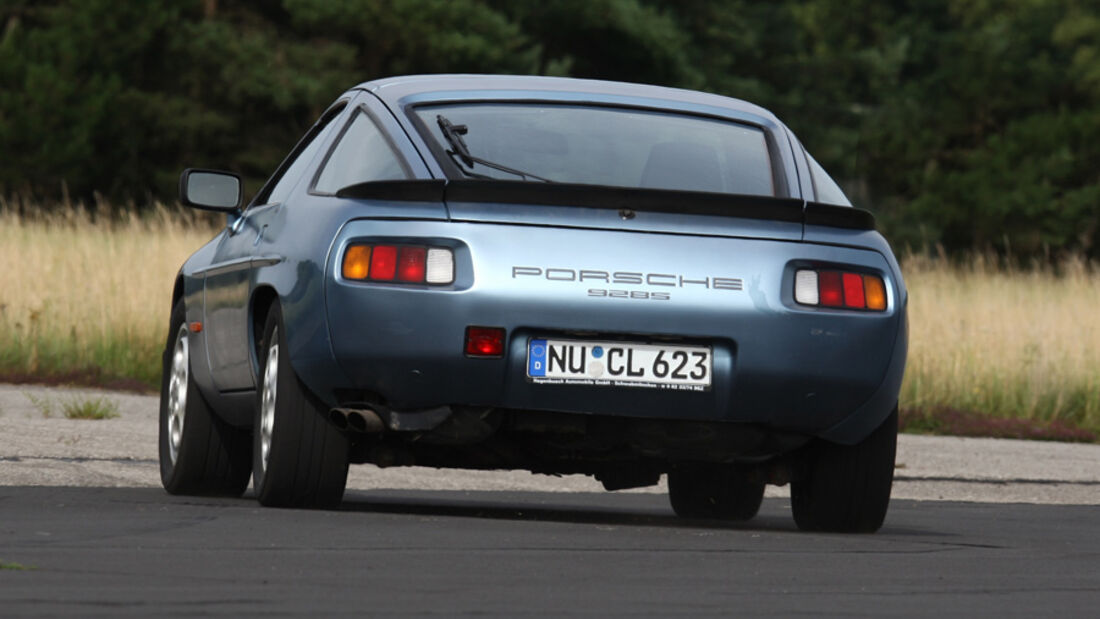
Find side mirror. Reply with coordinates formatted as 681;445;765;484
179;168;242;212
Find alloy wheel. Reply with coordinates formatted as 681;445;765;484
166;323;190;465
259;328;279;473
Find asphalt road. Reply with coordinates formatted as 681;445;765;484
2;487;1098;617
4;384;1099;504
2;384;1099;616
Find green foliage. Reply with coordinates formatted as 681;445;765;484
488;0;699;85
22;391;53;417
286;0;538;76
0;0;1097;257
61;395;120;419
0;559;36;571
23;391;121;419
854;0;1100;256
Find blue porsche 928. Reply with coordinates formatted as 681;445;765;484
160;75;907;533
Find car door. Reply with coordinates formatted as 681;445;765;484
203;100;349;392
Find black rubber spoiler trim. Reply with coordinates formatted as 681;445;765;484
336;179;447;202
447;180;806;222
336;180;875;230
805;202;876;230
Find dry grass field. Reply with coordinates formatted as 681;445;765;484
0;204;219;387
2;206;1098;437
901;251;1100;437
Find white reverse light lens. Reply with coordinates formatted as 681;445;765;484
794;269;819;305
426;248;455;284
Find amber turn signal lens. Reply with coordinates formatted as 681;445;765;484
342;245;371;280
863;275;887;310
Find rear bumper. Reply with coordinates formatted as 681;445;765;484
313;220;906;444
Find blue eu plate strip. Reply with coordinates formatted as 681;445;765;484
528;339;548;377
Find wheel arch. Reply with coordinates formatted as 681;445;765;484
250;285;280;379
170;274;185;312
248;253;352;409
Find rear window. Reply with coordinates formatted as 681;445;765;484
314;110;410;193
414;103;776;197
807;153;851;206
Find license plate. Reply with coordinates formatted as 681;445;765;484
526;339;712;391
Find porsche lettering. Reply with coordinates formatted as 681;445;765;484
512;266;743;291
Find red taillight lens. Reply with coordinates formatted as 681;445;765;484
397;246;427;283
465;326;505;357
795;268;886;312
818;271;844;307
369;245;398;281
842;272;865;308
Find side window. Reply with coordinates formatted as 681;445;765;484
313;110;410;193
807;153;851;206
254;102;347;206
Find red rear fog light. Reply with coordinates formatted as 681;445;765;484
465;326;505;357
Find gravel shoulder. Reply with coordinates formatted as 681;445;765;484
2;383;1098;504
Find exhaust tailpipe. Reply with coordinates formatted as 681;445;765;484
329;409;349;430
330;407;385;434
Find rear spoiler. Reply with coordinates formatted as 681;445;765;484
336;180;875;231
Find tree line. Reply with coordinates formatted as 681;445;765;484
1;0;1097;257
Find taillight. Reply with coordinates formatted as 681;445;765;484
818;271;843;307
342;244;454;285
425;248;454;284
863;275;887;310
397;247;426;282
842;273;865;308
465;326;505;357
795;269;886;311
369;245;398;280
342;245;371;280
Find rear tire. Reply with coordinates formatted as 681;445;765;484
668;465;765;521
791;407;898;533
252;302;349;509
158;300;252;496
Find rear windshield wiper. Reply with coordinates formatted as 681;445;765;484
436;114;554;183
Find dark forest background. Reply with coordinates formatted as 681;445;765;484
1;0;1097;257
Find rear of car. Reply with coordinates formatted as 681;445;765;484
317;79;906;530
324;190;903;438
163;75;907;533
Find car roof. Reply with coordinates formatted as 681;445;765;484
356;74;781;125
